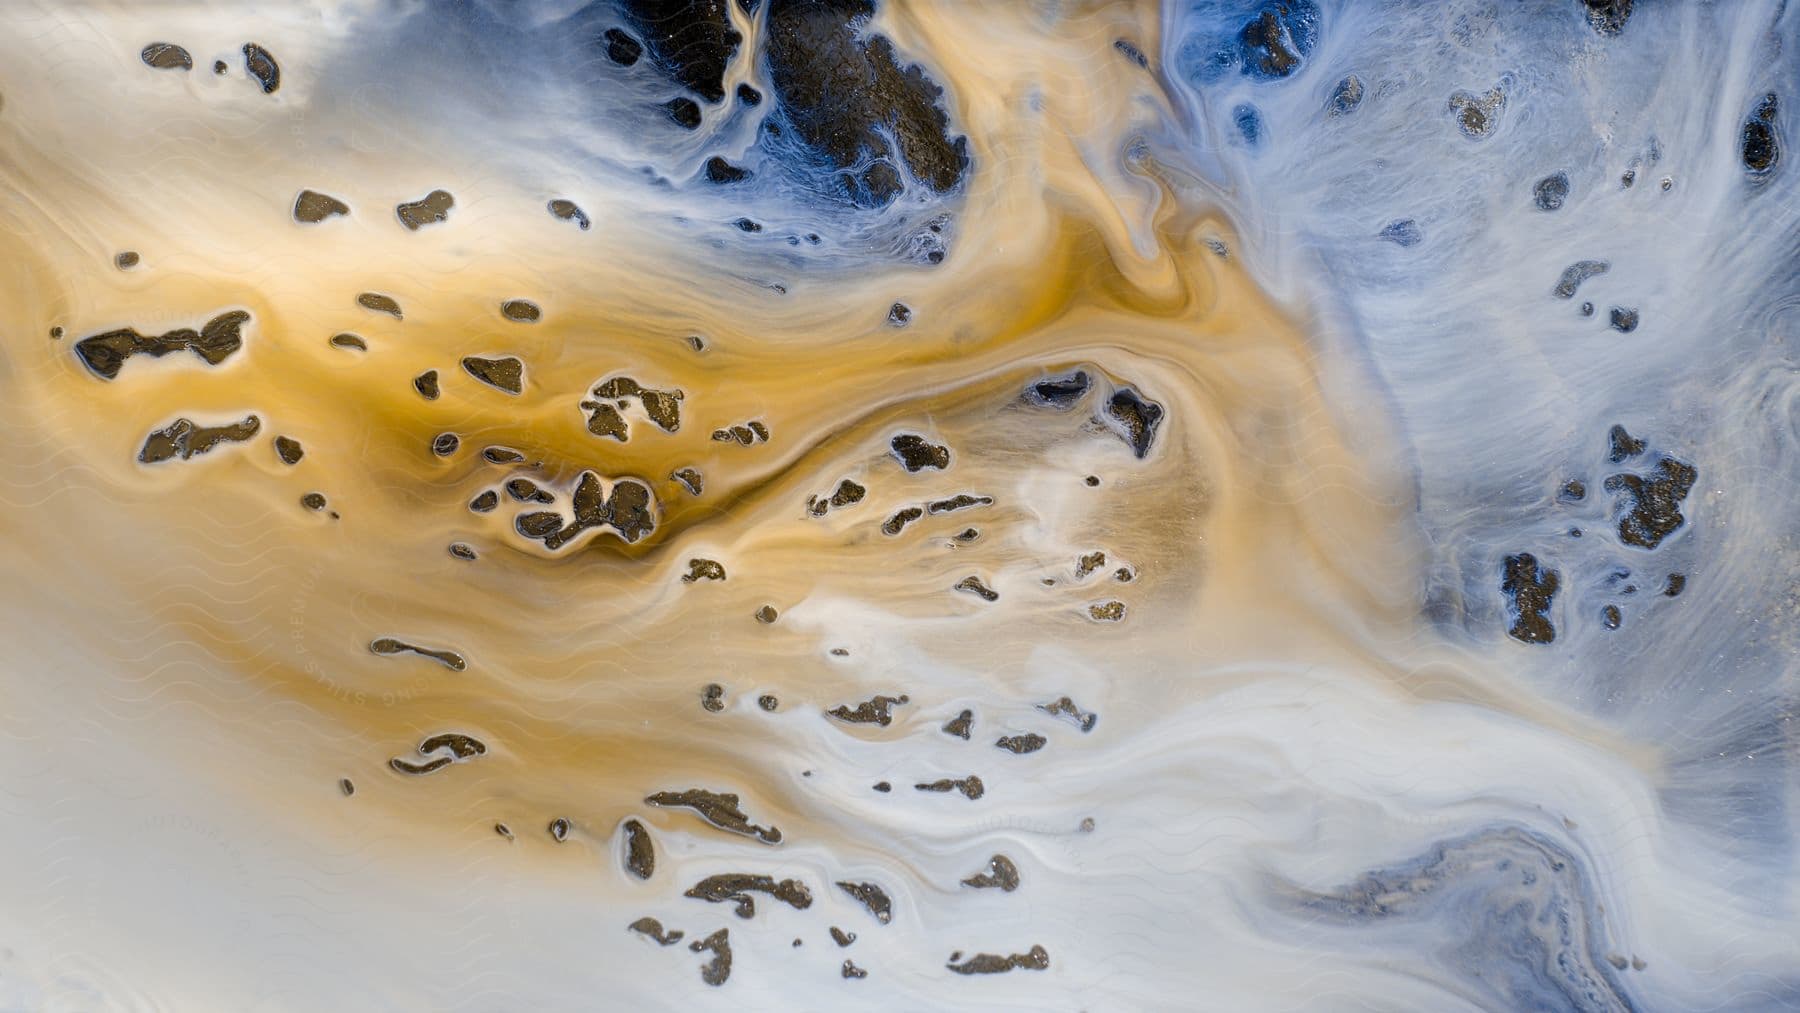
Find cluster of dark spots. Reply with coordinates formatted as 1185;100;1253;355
1553;260;1608;299
927;494;991;514
76;309;250;380
1581;0;1632;35
961;854;1019;891
1601;604;1622;630
482;446;525;465
955;576;998;602
672;467;704;495
1607;425;1645;463
301;492;328;512
357;292;402;319
339;778;355;796
1501;552;1559;644
1025;370;1091;410
139;414;260;464
1114;38;1148;67
505;478;552;503
684;874;813;918
329;333;367;352
645;788;782;844
629;917;682;945
683;558;726;582
1039;696;1097;732
584;376;684;438
890;433;950;471
521;472;655;549
370;637;467;671
495;823;514;841
995;733;1045;755
702;683;726;712
1609;307;1639;333
1379;219;1421;247
499;299;540;324
461;355;524;394
395;189;454;230
114;251;139;271
1743;93;1779;174
947;946;1049;975
293;189;349;223
807;479;866;516
469;489;499;513
881;506;924;536
1533;172;1570;211
666;97;702;129
942;709;973;740
548;817;571;842
703;157;750;184
836;881;893;923
915;776;984;800
828;694;908;727
757;694;777;712
737;83;760;105
1330;74;1364;115
842;960;867;979
1606;456;1697;549
1104;388;1164;458
448;543;477;561
141;43;192;70
1087;600;1127;621
689;929;732;986
710;420;769;445
831;927;856;947
623;818;656;879
273;435;304;465
413;370;440;400
1448;86;1505;139
754;604;779;624
601;27;642;66
547;199;590;230
389;732;486;775
242;43;279;93
887;302;911;326
1664;573;1686;597
733;218;761;233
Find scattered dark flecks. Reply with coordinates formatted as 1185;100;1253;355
737;83;760;105
828;694;909;727
1607;425;1645;463
645;789;782;844
1743;93;1779;174
672;468;704;495
413;370;440;400
842;960;867;980
955;576;998;602
242;43;279;93
623;818;656;879
294;189;349;223
733;217;761;233
1084;475;1100;487
589;376;684;434
881;506;924;536
915;776;984;800
395;189;453;230
1039;696;1097;733
500;299;540;323
1553;260;1609;299
684;874;813;919
890;433;950;472
762;0;970;210
1448;86;1505;140
1114;38;1148;67
629;917;682;946
1379;219;1421;247
704;157;750;184
602;27;642;66
301;492;328;512
495;823;514;840
547;199;590;230
836;881;893;924
461;355;524;394
947;945;1049;975
872;781;890;792
1581;302;1595;317
807;478;867;517
961;854;1020;891
621;0;740;103
995;733;1046;755
1665;573;1686;597
141;43;192;70
448;543;477;561
1076;550;1107;578
329;332;367;351
666;97;702;129
702;683;725;712
339;778;355;796
757;694;777;712
1602;604;1622;630
139;415;261;464
710;421;769;445
76;309;250;380
370;637;467;672
927;494;991;514
831;926;856;947
213;60;226;74
1088;600;1127;622
1533;172;1570;211
483;446;525;464
888;302;911;326
273;435;304;465
684;558;726;582
1025;370;1090;409
1330;74;1364;115
521;473;656;549
942;709;973;740
115;251;139;270
1609;307;1639;333
1105;388;1164;458
506;478;552;504
549;818;571;842
689;929;732;987
469;489;499;513
754;604;779;624
431;433;461;458
1605;456;1698;549
1582;0;1632;35
1501;552;1559;644
357;292;402;319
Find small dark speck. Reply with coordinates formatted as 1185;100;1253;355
758;694;778;712
667;98;701;129
733;217;761;233
754;605;778;624
737;83;761;105
1660;177;1673;191
1084;475;1100;487
888;302;911;326
115;251;140;270
1533;172;1570;211
495;823;514;841
1602;604;1622;630
49;326;63;339
1609;307;1639;332
1664;573;1686;597
339;778;354;796
1581;302;1595;317
873;781;891;793
213;60;227;74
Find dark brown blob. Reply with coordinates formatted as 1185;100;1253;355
623;818;656;879
835;881;893;924
139;414;261;464
872;781;891;792
1560;480;1587;502
1609;307;1639;333
587;376;684;434
1084;475;1100;487
603;26;643;65
842;960;868;980
547;199;590;229
701;683;726;712
500;299;540;323
505;478;552;503
1448;86;1505;139
828;694;909;727
1088;601;1127;621
1114;37;1149;68
301;492;328;511
516;472;656;549
888;302;912;326
461;355;524;394
389;755;451;776
273;436;304;465
1601;604;1622;630
432;433;461;457
141;43;192;70
419;733;486;758
49;326;63;339
448;543;477;561
757;694;778;712
369;637;467;672
293;189;350;223
75;309;250;380
1605;457;1697;549
549;817;571;842
955;576;998;602
357;293;402;319
683;874;813;918
1330;74;1364;115
1743;93;1779;174
1501;552;1559;644
329;332;367;352
413;369;440;400
1076;551;1107;578
683;558;727;582
946;945;1049;975
1024;370;1093;409
1038;696;1097;732
212;60;227;74
881;506;924;536
689;929;731;986
890;433;950;472
955;528;980;541
703;156;750;183
1582;0;1632;36
242;43;279;93
807;479;867;516
585;403;628;441
710;421;769;445
831;927;856;947
994;733;1046;755
1553;260;1608;299
339;778;354;796
645;789;782;844
754;604;778;624
469;489;499;513
927;494;991;514
395;189;454;230
942;709;973;740
114;251;139;270
1533;172;1570;211
628;916;682;945
667;97;702;129
1607;425;1646;463
482;446;525;464
961;854;1020;891
1664;573;1686;597
495;823;514;840
915;776;984;800
1105;388;1164;458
